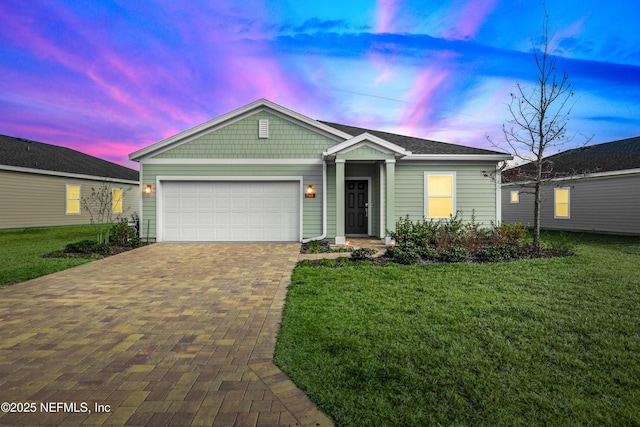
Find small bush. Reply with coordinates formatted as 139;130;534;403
417;246;439;261
110;219;141;247
495;222;528;244
350;248;378;261
297;259;315;267
439;246;469;263
318;258;337;267
385;242;421;265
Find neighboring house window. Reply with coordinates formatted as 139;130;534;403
511;191;519;203
554;187;570;219
424;173;455;219
112;188;123;214
258;119;269;138
66;185;81;214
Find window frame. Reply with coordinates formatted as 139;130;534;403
424;172;456;220
112;188;123;214
554;187;570;219
510;190;519;203
66;184;81;215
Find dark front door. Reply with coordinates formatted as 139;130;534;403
345;180;368;234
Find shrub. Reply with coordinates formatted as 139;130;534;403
417;246;439;261
297;259;315;267
439;246;469;263
495;222;528;244
350;248;378;261
318;258;337;267
385;242;421;265
110;219;141;247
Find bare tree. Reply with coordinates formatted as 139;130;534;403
81;183;130;244
489;7;590;250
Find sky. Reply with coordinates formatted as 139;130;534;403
1;1;639;170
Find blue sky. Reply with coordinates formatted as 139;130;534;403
1;0;638;168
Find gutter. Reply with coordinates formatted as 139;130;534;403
302;160;327;243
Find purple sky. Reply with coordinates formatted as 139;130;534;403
1;1;639;169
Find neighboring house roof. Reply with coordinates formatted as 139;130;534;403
503;136;640;182
319;121;509;156
0;134;139;182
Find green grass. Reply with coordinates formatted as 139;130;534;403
0;225;98;287
275;233;640;426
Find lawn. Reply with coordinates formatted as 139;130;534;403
275;233;640;426
0;225;97;286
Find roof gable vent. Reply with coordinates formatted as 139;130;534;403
258;119;269;138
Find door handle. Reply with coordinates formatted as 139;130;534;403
364;202;368;218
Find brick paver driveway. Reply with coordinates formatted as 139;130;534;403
0;243;332;426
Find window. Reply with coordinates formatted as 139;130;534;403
554;187;570;219
258;119;269;138
510;191;519;203
66;185;81;214
424;173;455;219
112;188;123;214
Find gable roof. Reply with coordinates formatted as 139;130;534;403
503;136;640;181
0;134;139;182
129;99;512;162
319;121;510;157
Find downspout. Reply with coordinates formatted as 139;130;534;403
302;159;327;242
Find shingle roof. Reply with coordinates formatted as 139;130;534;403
319;121;510;156
0;134;139;182
503;136;640;181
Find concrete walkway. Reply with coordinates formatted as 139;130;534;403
0;243;333;426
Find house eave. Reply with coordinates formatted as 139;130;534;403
502;167;640;186
323;132;411;158
0;164;139;185
403;153;513;162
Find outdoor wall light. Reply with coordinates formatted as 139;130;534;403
304;184;316;198
143;184;153;195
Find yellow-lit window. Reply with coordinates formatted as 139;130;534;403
66;185;80;214
511;191;519;203
424;173;455;219
554;187;570;219
112;188;123;214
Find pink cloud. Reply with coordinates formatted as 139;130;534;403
441;0;498;40
376;0;399;33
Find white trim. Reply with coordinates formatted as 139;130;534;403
502;167;640;186
554;187;571;219
65;184;81;215
404;154;512;161
141;158;323;165
155;175;304;242
345;177;372;236
424;172;457;219
379;163;385;238
0;164;139;185
324;132;411;157
496;172;502;225
129;99;351;161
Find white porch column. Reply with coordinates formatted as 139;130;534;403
335;159;346;244
384;159;396;245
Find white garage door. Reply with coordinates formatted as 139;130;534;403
161;181;300;242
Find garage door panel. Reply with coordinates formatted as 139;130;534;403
162;181;299;242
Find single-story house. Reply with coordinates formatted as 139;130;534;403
129;99;512;243
502;136;640;235
0;134;140;229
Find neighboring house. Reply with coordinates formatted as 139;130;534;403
0;134;140;229
129;99;512;243
502;136;640;235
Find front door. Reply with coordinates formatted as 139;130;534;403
345;180;368;234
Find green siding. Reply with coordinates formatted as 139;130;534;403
153;111;339;159
140;163;323;241
394;162;498;227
